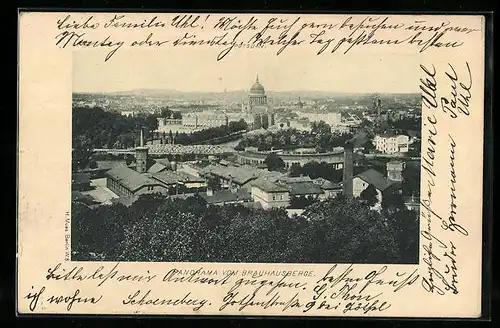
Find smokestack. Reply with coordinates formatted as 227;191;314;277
135;128;148;174
342;141;354;198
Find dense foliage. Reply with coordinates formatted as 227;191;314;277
289;161;343;182
389;117;421;133
159;108;182;119
264;153;285;171
173;120;248;145
360;184;378;206
72;107;158;170
72;194;419;264
73;107;158;149
236;128;353;152
401;162;421;197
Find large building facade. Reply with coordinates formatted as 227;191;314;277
182;112;229;128
374;134;410;154
237;149;345;169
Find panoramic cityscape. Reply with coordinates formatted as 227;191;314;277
71;64;422;264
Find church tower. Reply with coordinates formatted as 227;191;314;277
135;129;148;173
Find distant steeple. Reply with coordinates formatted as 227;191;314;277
256;74;259;82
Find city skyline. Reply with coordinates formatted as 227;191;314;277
73;49;421;94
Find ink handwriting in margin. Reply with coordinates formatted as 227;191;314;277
441;62;473;118
303;265;419;315
23;285;103;312
419;62;472;296
52;14;480;62
218;273;306;312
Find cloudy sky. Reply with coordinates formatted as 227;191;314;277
73;47;420;94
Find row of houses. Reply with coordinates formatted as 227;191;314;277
97;157;346;209
75;153;412;211
105;164;207;198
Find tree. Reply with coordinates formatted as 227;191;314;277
311;120;331;135
261;115;269;130
298;197;402;263
125;155;134;166
206;175;222;191
72;190;417;264
382;188;406;213
316;134;332;153
289;163;302;177
289;196;319;209
360;184;378;206
161;107;173;118
172;111;182;119
72;138;93;172
402;162;420;197
363;139;375;153
264;153;285;171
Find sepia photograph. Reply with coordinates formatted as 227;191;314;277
18;12;487;317
71;51;421;264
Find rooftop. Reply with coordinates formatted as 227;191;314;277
152;170;205;185
201;165;259;185
110;195;139;207
313;177;341;190
355;169;393;191
72;173;90;184
287;181;324;196
147;162;168;174
107;166;160;192
155;158;171;166
251;178;289;193
240;201;264;210
377;131;408;138
95;160;128;170
201;189;252;204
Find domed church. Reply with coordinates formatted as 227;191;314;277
240;75;275;129
242;75;272;114
249;75;267;107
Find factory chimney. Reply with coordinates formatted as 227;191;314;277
135;128;148;173
342;140;354;198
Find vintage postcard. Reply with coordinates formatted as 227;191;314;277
18;12;486;317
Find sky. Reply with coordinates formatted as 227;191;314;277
73;47;421;94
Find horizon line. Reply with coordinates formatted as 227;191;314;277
73;89;420;95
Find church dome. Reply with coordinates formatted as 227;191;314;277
249;76;266;95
